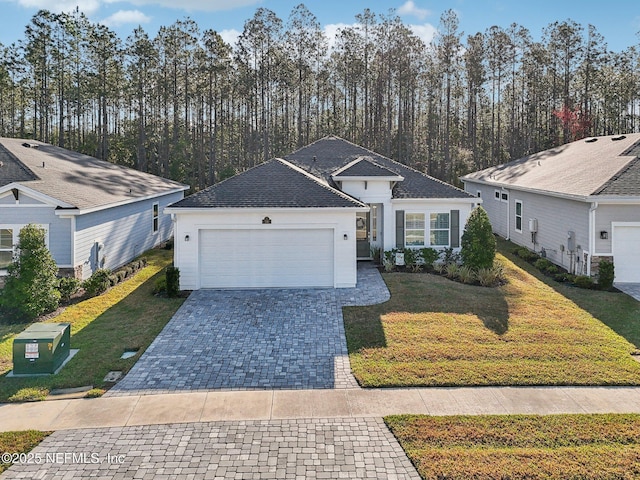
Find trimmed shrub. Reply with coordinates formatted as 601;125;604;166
0;224;60;320
83;269;112;297
58;276;81;303
165;266;180;298
515;247;540;262
574;275;595;289
419;248;439;269
598;260;615;290
153;276;167;295
554;273;576;283
460;206;496;270
402;248;419;268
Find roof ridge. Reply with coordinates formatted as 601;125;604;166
592;156;640;195
275;158;367;207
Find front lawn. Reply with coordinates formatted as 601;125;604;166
344;252;640;387
0;431;50;474
386;414;640;479
0;249;184;402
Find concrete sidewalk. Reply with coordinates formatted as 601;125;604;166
3;385;640;432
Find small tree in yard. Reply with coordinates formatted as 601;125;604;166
0;224;60;320
461;206;496;270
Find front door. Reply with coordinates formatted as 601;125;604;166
356;211;370;258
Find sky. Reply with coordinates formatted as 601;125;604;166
0;0;638;52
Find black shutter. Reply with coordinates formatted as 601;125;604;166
450;210;460;248
396;210;405;249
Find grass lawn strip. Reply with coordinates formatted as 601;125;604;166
344;251;640;387
0;249;184;402
0;431;50;474
386;414;640;480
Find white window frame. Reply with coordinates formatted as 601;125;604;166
501;191;509;202
405;212;426;247
429;212;450;247
0;224;49;274
477;191;482;198
152;202;159;233
515;200;523;233
494;190;500;201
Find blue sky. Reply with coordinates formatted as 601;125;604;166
0;0;638;52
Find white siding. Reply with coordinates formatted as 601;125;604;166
172;209;357;290
75;191;183;278
0;205;72;266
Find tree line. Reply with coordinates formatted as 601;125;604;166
0;5;638;189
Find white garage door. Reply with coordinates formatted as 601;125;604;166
199;228;334;288
613;226;640;283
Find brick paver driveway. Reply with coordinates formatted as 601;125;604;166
108;263;389;395
3;418;419;479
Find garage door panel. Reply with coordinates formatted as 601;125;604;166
613;226;640;283
199;229;334;288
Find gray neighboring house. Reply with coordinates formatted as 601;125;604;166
0;137;188;279
461;133;640;283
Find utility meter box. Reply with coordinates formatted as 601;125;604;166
12;323;71;375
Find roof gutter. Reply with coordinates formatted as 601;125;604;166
54;186;189;216
164;206;370;214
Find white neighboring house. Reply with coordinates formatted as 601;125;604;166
166;136;477;290
461;133;640;283
0;137;188;279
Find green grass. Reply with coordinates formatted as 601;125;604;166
0;430;50;474
496;237;640;350
386;414;640;479
344;249;640;387
0;249;184;402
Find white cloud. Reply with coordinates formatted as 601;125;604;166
409;23;437;45
101;9;150;27
323;23;356;51
107;0;260;12
16;0;101;14
219;28;240;47
397;1;430;21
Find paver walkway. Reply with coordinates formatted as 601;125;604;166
2;418;419;480
616;283;640;302
107;263;389;396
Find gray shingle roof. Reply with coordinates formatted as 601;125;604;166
0;143;39;184
0;138;188;210
332;157;402;178
284;136;473;199
169;158;366;209
461;134;640;198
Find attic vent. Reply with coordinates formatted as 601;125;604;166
612;135;626;141
584;138;598;143
22;142;39;149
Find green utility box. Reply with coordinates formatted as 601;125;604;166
12;323;71;375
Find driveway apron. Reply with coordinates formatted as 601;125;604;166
107;263;389;396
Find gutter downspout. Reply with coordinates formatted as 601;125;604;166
588;201;598;277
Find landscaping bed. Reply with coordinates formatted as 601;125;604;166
386;414;640;480
0;249;185;402
344;251;640;387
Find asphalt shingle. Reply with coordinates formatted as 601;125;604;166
0;137;187;210
284;136;472;199
462;134;640;197
169;158;365;209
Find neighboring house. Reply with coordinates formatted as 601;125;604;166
461;133;640;283
166;136;476;290
0;137;188;279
